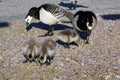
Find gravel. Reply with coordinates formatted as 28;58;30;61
0;0;120;80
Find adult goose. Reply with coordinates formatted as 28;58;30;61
72;10;97;43
25;4;74;36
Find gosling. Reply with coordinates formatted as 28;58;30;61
57;29;80;48
38;39;57;65
21;39;40;63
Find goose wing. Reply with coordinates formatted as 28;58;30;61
40;4;74;23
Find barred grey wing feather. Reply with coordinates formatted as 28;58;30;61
43;4;74;21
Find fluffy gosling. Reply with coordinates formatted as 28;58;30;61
21;39;40;63
57;29;80;48
37;39;57;65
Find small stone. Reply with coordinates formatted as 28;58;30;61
0;56;2;60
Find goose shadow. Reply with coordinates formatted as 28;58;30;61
0;22;10;28
26;22;89;41
26;22;73;31
77;30;90;40
56;40;79;48
101;14;120;20
58;2;88;9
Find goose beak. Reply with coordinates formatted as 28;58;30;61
25;15;33;26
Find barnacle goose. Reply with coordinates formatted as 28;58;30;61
72;10;97;44
25;4;74;36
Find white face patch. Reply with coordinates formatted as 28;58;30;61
87;16;97;30
87;22;93;30
25;16;33;24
